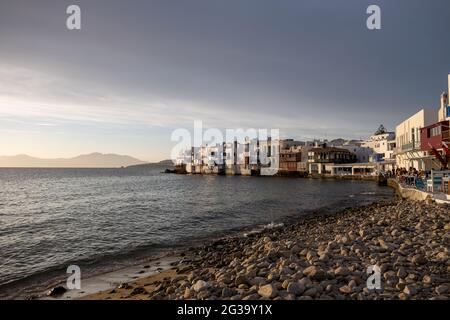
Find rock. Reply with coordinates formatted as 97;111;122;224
378;239;391;250
396;267;407;279
258;284;278;298
250;277;267;286
235;274;249;286
398;292;409;300
263;237;271;243
403;285;417;296
183;288;192;299
46;286;66;297
197;290;210;300
303;266;326;281
334;266;350;277
286;282;305;296
221;287;234;298
242;293;260;300
193;280;209;292
435;284;449;295
118;283;131;289
302;287;318;297
306;251;317;261
396;282;406;291
130;287;147;296
435;251;449;261
411;254;427;265
422;275;433;285
339;285;353;294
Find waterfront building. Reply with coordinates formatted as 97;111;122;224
340;144;374;163
395;109;438;171
420;120;450;170
307;146;357;174
437;74;450;121
361;131;396;162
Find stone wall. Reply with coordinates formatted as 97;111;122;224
387;178;432;201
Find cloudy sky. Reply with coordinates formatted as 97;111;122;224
0;0;449;161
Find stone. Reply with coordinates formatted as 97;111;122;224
403;285;417;296
398;292;408;300
411;254;427;265
192;280;209;292
334;266;350;276
235;274;249;286
183;288;192;299
221;287;234;298
339;285;353;294
422;275;433;285
435;284;449;295
435;251;449;261
258;284;278;298
130;287;147;296
286;282;305;296
46;286;66;297
303;266;326;281
197;291;210;300
118;283;131;289
242;293;260;300
396;267;407;279
302;287;318;297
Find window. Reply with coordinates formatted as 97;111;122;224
430;126;442;137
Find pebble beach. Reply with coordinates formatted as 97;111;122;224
84;200;450;300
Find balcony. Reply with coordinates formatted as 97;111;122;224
398;141;421;153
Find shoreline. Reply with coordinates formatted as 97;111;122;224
1;178;393;300
81;199;449;300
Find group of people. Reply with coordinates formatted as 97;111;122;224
395;167;426;187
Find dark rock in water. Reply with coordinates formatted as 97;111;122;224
46;286;66;296
130;287;147;296
164;165;187;174
118;283;131;289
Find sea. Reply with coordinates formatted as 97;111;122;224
0;165;394;295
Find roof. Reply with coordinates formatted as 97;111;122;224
309;147;353;153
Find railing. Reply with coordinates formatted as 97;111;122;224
401;141;421;152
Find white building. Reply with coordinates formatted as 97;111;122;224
437;74;449;121
361;132;396;161
395;109;438;170
340;144;373;163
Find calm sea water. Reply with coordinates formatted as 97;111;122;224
0;166;393;290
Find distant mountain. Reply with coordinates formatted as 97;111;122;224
329;138;346;146
329;138;363;147
0;153;147;168
158;159;175;165
126;159;174;168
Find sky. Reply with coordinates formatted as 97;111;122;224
0;0;449;162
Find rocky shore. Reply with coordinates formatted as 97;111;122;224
85;200;449;300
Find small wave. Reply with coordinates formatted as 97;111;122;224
361;192;376;195
244;221;284;237
349;194;355;198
